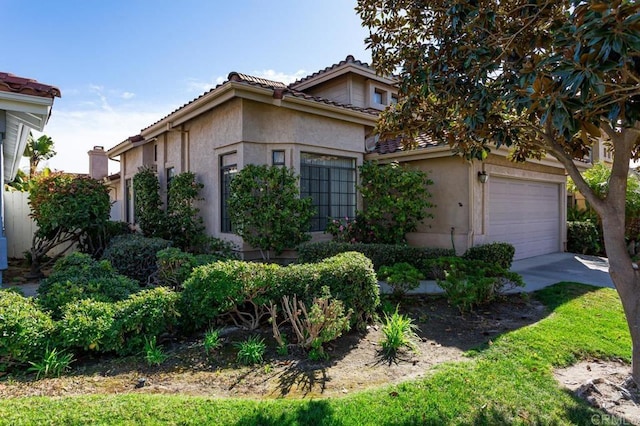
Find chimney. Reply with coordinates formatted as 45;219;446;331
88;146;108;180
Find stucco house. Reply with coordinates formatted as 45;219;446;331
0;72;60;278
107;56;590;260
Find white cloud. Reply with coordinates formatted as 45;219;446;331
252;69;308;85
121;91;135;100
185;69;308;95
30;106;163;175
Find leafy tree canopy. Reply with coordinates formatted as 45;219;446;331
24;133;56;178
28;173;111;275
357;0;640;381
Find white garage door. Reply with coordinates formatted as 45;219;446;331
488;177;561;260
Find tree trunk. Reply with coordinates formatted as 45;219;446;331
601;208;640;383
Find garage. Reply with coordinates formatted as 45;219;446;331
487;177;561;260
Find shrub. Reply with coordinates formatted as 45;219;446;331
155;247;234;290
380;308;420;358
234;335;266;366
0;290;55;371
102;234;172;285
180;261;280;331
228;164;314;261
270;287;351;359
378;262;425;299
434;257;524;312
166;171;205;252
357;161;434;244
57;287;179;356
567;221;601;255
57;299;116;352
463;242;516;269
27;346;74;379
110;287;180;355
133;166;167;239
297;241;454;271
279;252;380;329
37;252;139;318
28;173;111;276
78;220;132;259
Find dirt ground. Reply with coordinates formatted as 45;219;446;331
555;360;640;425
0;294;547;400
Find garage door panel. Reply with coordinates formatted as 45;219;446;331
487;177;560;260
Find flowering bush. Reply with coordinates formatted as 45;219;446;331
325;217;358;243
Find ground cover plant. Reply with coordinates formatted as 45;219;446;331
0;283;632;425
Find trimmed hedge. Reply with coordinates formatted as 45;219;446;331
567;221;601;255
57;299;115;352
156;247;232;290
58;287;180;355
180;252;380;332
102;234;172;285
0;290;55;371
297;241;454;271
463;242;516;269
279;252;379;329
180;260;280;331
37;252;140;319
110;287;180;355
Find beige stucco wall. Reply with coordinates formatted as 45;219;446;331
394;155;472;253
115;97;371;254
369;148;569;254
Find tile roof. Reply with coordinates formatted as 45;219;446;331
0;72;61;98
289;55;376;88
228;72;288;89
142;65;380;132
375;134;442;154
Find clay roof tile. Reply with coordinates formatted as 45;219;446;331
0;72;61;98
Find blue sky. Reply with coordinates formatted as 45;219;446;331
4;1;371;174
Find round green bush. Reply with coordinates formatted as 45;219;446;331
279;252;380;329
102;234;172;285
180;260;280;331
58;299;115;353
463;242;516;269
111;287;180;355
37;252;140;318
0;290;55;371
57;287;180;356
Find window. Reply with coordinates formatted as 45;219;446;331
125;178;134;224
166;167;175;206
373;89;384;105
391;94;398;104
154;144;158;162
300;153;356;231
220;154;237;233
272;150;285;167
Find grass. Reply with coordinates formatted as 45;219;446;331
0;282;631;425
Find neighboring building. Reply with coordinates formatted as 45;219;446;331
106;56;591;260
0;72;60;277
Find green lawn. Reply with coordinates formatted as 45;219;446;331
0;283;631;425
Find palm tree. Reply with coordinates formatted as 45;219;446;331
24;133;56;178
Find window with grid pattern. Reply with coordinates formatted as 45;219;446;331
300;153;356;231
220;155;237;233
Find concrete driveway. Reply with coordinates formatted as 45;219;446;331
510;252;614;293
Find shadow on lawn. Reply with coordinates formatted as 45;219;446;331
235;399;335;426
